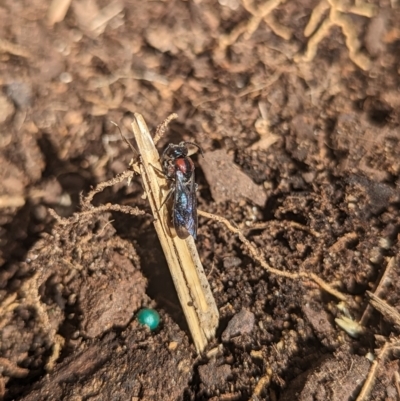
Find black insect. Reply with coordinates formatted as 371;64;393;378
160;142;203;240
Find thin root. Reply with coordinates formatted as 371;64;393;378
153;113;178;146
83;169;135;208
198;209;348;302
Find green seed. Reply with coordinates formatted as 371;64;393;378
137;308;160;330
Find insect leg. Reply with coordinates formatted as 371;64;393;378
150;163;166;177
158;184;175;211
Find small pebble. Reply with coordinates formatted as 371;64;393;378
222;308;255;341
168;341;178;351
223;256;242;269
137;308;160;331
59;72;73;83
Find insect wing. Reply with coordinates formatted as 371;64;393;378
173;170;198;239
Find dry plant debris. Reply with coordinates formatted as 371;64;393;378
241;0;292;41
215;0;290;68
355;339;400;401
297;0;377;70
217;0;378;70
360;257;399;329
367;291;400;330
338;256;400;401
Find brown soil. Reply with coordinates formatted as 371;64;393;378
0;0;400;400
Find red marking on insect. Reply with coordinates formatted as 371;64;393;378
175;157;194;175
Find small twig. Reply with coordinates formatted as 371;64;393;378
355;341;391;401
360;257;397;327
366;291;400;329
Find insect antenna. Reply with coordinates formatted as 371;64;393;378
183;141;204;157
110;121;139;160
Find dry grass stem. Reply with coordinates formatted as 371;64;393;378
360;257;398;327
366;291;400;329
131;113;219;353
355;341;391;401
